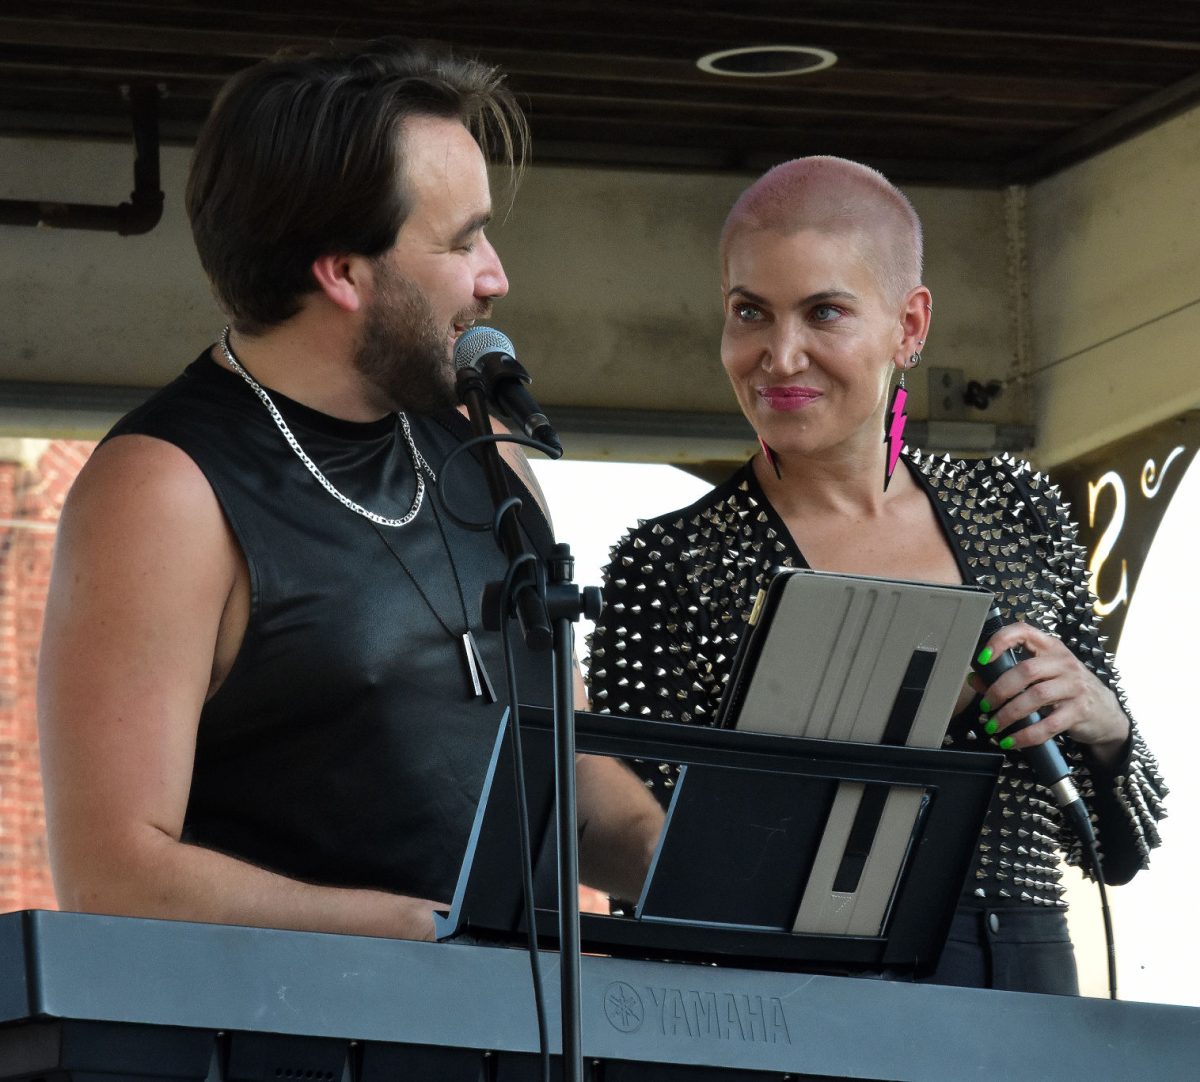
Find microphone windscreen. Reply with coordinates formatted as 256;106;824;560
453;326;515;371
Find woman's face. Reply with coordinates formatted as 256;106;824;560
721;227;909;460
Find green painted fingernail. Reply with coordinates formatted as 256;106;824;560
980;698;992;714
999;736;1015;750
985;719;998;735
978;647;993;665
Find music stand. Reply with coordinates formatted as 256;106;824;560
435;707;1000;975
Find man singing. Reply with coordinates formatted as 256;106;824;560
38;38;660;939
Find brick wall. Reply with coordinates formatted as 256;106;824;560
0;438;93;912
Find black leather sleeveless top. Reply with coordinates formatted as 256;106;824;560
107;353;554;901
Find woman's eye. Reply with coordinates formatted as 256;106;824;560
731;302;762;322
812;304;840;322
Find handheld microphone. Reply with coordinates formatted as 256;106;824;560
453;327;563;458
973;606;1096;846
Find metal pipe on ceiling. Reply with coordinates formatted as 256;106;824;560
0;82;163;235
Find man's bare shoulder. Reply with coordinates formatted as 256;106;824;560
70;433;216;509
61;433;235;569
45;432;244;703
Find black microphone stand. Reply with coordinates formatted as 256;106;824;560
456;366;596;1082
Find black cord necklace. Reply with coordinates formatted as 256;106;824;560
372;487;497;703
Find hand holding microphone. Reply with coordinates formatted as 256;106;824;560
972;606;1097;846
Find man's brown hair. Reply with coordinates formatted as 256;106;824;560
186;38;527;333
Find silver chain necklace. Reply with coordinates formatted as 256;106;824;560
219;326;436;528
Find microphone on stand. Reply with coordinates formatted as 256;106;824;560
453;326;563;458
451;324;552;651
973;606;1096;847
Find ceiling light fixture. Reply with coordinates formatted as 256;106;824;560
696;45;837;78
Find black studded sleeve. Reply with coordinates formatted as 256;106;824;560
1008;463;1168;885
586;516;704;725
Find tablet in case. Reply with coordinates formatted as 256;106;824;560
709;568;993;937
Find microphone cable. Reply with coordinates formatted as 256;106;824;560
438;429;565;1082
1055;789;1116;998
1085;838;1118;1000
499;551;553;1082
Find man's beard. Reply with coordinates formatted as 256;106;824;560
353;263;485;414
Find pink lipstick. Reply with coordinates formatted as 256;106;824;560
757;386;822;411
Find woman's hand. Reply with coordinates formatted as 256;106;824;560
969;621;1130;769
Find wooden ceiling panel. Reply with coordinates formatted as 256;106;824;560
1;1;1199;186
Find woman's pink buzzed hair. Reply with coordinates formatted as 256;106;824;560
720;156;924;305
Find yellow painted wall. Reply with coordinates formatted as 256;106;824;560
1026;103;1200;467
1;136;1012;442
7;109;1199;466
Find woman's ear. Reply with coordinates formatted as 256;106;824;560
895;284;932;365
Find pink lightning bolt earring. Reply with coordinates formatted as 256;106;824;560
884;348;920;491
758;436;782;480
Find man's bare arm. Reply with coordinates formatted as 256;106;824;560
500;435;553;527
38;435;442;939
571;671;665;900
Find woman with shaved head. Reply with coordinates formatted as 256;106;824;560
588;156;1167;993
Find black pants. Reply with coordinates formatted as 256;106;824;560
920;907;1079;995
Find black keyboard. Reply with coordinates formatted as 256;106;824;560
0;909;1196;1080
